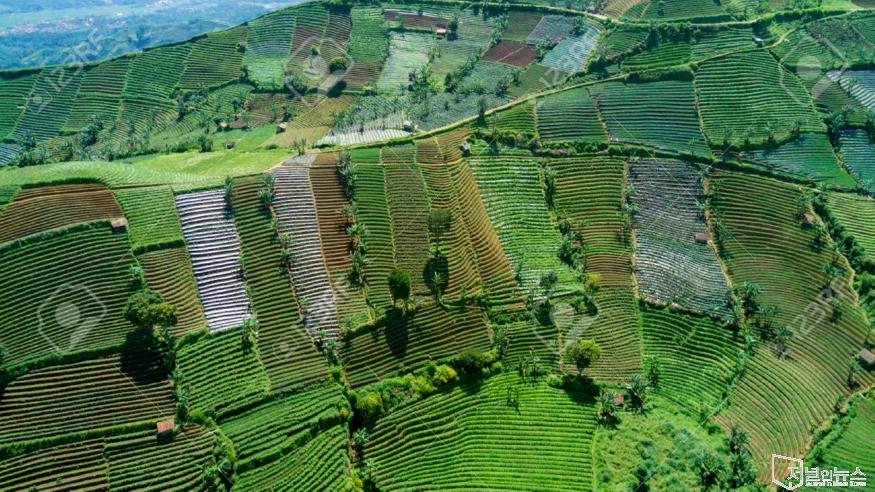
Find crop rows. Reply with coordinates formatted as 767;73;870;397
175;328;270;416
0;183;123;245
321;10;353;62
64;57;130;133
0;71;38;140
0;350;174;443
342;304;491;387
447;159;524;311
286;3;330;76
105;424;215;491
501;11;543;42
838;129;875;191
825;192;875;260
482;40;538;68
0;439;109;490
457;61;519;93
549;156;642;381
624;0;728;20
469;155;577;294
346;6;388;87
139;247;207;337
350;161;396;307
710;170;872;477
536;87;607;144
600;26;648;57
629;159;729;316
748;132;855;187
10;68;84;144
526;15;575;46
385;164;432;295
0;424;215;492
820;398;875;479
309;159;371;327
123;43;191;101
641;308;739;412
590;79;711;156
696;51;825;146
489;100;535;134
231;175;329;391
233;422;353;491
273;166;341;338
431;10;498;82
377;32;435;93
0;222;135;366
244;8;296;89
176;189;251;333
508;63;564;97
113;186;183;252
365;372;597;491
419;161;485;298
540;25;601;74
180;26;247;90
219;383;345;466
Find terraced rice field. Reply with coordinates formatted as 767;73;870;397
696;51;825;146
175;328;270;416
469;155;577;293
220;383;345;467
244;8;297;89
104;424;216;490
819;398;875;483
624;0;729;20
0;351;174;443
273;165;341;338
113;186;183;252
9;68;84;144
489;100;536;134
825;192;875;260
64;57;130;132
0;71;38;140
365;372;597;491
629;159;729;316
233;422;353;491
139;247;207;337
231;175;329;391
641;308;739;412
525;15;575;46
501;11;543;42
0;183;123;245
549;156;642;381
350;160;396;308
385;164;432;295
0;222;135;365
376;32;434;93
828;70;875;111
710;170;872;476
540;25;601;74
180;26;247;90
536;87;607;144
431;10;498;82
176;189;251;333
838;129;875;190
342;303;491;387
747;132;855;187
0;424;215;491
590;79;711;156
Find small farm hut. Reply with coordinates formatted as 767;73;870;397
694;232;708;244
110;217;128;232
859;348;875;369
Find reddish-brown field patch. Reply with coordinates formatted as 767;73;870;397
482;40;538;67
384;10;448;30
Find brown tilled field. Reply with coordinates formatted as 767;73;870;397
482;40;538;67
